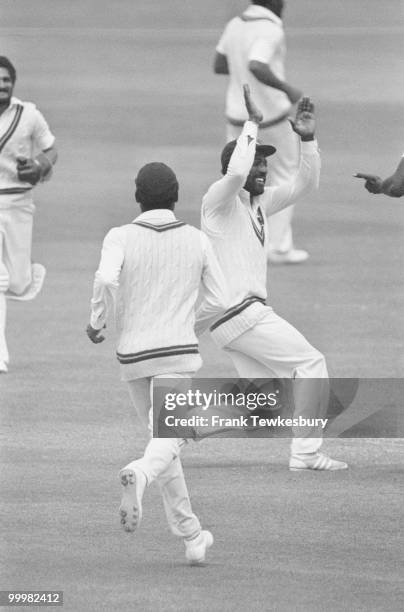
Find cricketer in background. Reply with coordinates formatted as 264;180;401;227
214;0;309;264
200;85;347;471
355;155;404;198
0;57;57;373
87;162;229;564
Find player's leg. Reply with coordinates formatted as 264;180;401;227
226;309;347;469
262;121;308;263
226;313;326;451
124;377;201;533
5;204;46;301
0;222;10;371
123;375;212;562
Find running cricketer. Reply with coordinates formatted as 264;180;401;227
355;154;404;198
213;0;309;264
0;57;57;373
87;162;229;564
200;85;347;471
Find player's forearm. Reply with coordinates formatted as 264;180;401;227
213;52;229;75
90;275;117;330
382;157;404;197
227;120;258;178
36;146;57;181
203;121;258;214
268;141;321;215
248;61;297;98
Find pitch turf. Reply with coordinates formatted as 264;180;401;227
1;1;403;610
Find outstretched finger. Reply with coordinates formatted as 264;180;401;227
353;173;375;180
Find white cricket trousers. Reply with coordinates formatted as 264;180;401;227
0;202;35;363
224;308;328;454
122;373;201;540
227;119;301;252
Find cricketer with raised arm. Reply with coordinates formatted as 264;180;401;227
200;85;348;471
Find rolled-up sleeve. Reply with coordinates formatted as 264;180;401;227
32;107;55;151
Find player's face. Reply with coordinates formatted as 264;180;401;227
0;68;14;105
244;155;268;196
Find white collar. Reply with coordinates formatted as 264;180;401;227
9;96;22;107
134;209;177;223
242;4;283;26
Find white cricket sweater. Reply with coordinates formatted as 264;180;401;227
201;120;321;347
90;209;228;380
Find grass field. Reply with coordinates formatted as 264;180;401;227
1;1;403;611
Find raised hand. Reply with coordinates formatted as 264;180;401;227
353;173;383;194
289;97;315;141
243;84;263;125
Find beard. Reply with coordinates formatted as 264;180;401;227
0;91;12;105
244;176;266;196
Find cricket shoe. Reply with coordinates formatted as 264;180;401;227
7;263;46;301
0;360;8;373
184;530;214;565
267;248;309;265
289;452;348;471
119;467;147;532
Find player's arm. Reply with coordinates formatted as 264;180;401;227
387;156;404;196
248;33;302;104
202;85;262;222
194;234;231;337
17;107;58;185
213;24;230;75
263;98;320;216
249;61;302;104
213;51;229;75
87;227;125;343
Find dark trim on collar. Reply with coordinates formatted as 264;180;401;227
0;104;24;153
133;220;186;233
248;206;265;247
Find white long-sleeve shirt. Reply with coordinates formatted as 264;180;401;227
90;209;229;380
201;120;321;347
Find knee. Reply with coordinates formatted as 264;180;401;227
8;272;31;295
296;350;328;378
308;351;328;378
